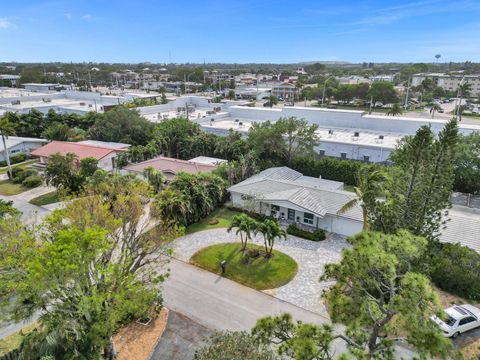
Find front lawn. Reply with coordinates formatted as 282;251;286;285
185;207;241;234
190;243;298;290
0;180;30;196
29;191;61;206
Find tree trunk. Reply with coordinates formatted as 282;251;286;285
1;135;12;180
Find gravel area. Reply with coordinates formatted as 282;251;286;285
171;228;349;315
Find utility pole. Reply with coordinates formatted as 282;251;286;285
404;77;410;110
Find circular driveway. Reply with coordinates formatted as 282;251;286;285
171;228;349;315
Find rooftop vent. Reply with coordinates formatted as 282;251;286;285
379;135;384;140
234;119;239;122
354;131;360;137
328;129;334;136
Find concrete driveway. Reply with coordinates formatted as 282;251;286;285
171;228;349;315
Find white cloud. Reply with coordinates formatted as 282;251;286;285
82;14;92;21
0;18;15;29
64;13;72;20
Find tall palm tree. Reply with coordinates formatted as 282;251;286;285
0;115;17;179
385;103;404;117
227;214;256;251
430;104;441;119
456;81;472;118
255;219;286;258
338;168;390;230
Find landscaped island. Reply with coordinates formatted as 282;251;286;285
190;243;298;290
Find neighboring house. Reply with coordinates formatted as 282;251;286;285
30;141;128;171
272;82;298;100
188;156;227;166
0;136;48;162
228;167;363;237
122;156;218;181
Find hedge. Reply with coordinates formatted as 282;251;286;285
286;224;326;241
0;152;27;167
22;175;43;188
288;157;371;186
429;243;480;300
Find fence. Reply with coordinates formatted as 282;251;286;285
451;192;480;209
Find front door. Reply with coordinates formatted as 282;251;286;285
287;209;295;221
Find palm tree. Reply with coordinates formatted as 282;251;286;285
430;104;441;119
455;81;472;119
385;103;404;117
143;166;166;193
255;219;286;258
267;95;278;108
227;214;256;251
0;115;16;179
338;168;390;231
153;188;189;225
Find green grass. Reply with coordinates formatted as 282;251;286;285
29;191;61;206
190;243;298;290
186;207;242;234
0;159;38;175
0;323;37;356
0;180;30;196
344;185;355;192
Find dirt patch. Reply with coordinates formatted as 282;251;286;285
462;340;480;360
113;308;169;360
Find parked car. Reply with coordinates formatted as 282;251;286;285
431;304;480;338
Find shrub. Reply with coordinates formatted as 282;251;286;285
226;205;271;222
429;243;480;300
12;168;39;183
286;224;326;241
11;167;25;178
10;152;27;164
22;175;43;188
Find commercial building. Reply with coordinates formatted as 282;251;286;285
0;88;139;115
0;136;47;162
228;167;363;237
411;73;480;96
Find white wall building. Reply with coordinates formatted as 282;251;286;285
228;167;363;237
0;136;48;162
411;73;480;96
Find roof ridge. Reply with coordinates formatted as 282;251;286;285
48;140;118;152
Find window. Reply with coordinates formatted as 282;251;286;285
271;205;280;216
340;152;347;159
288;209;295;221
318;149;325;157
459;317;476;326
303;212;314;225
363;155;370;162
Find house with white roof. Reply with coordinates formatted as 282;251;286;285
228;167;363;237
0;136;48;162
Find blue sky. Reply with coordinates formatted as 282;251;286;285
1;0;479;63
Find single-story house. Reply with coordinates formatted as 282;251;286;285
122;156;218;181
0;136;48;162
228;167;363;237
31;140;128;171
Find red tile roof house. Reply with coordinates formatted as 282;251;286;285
31;141;129;171
122;156;218;181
